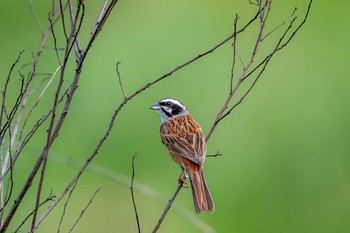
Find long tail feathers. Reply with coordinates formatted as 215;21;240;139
188;168;215;214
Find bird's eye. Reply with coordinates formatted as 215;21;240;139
166;101;171;106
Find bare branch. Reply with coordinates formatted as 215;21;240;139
206;1;267;142
17;65;61;147
262;7;297;40
0;50;25;136
116;62;127;98
218;0;313;124
67;0;84;60
13;192;55;233
3;1;120;231
48;13;62;66
130;153;141;233
92;0;109;34
57;178;79;233
31;4;260;229
58;0;68;41
152;180;185;233
230;14;239;93
28;0;44;35
67;188;100;233
206;0;313;141
0;0;312;232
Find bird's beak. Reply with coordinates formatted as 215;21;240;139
150;103;160;110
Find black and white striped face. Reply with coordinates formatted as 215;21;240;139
150;98;188;123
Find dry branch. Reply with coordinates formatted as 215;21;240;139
130;153;141;233
153;0;313;231
0;0;312;232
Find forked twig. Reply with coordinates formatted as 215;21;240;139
13;192;55;233
56;178;80;233
206;151;223;158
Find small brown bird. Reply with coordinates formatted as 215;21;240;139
150;98;214;214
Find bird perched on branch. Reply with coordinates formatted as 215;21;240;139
150;98;214;214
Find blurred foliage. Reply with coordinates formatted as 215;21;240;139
0;0;349;233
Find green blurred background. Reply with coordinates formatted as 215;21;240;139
1;0;349;232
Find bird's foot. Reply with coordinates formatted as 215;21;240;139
178;177;188;188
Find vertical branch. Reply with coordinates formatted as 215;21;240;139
230;15;239;93
116;62;127;99
58;0;68;41
30;7;68;227
130;153;141;233
67;0;83;59
31;0;87;229
48;13;62;66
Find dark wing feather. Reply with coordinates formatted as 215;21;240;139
160;114;206;165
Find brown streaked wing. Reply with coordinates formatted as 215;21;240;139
160;115;206;165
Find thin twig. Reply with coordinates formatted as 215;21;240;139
56;177;79;233
67;0;84;60
0;50;25;136
152;180;185;233
30;1;86;228
262;7;297;40
217;0;313;123
48;13;62;66
116;62;127;98
13;192;55;233
0;1;86;231
230;14;239;93
16;65;61;150
130;153;141;233
206;1;268;142
206;151;222;158
28;0;44;35
92;0;108;34
67;188;100;233
58;0;68;41
30;9;68;227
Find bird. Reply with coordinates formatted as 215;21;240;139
150;98;214;214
